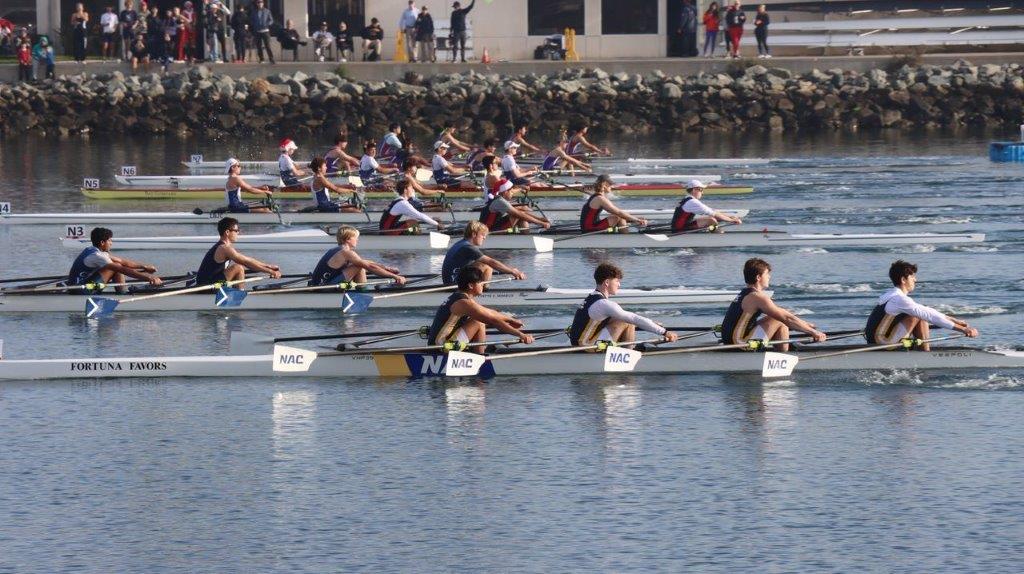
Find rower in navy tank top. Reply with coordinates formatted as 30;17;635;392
425;264;533;353
224;158;274;213
308;226;407;287
542;130;593;172
67;227;163;290
192;217;282;287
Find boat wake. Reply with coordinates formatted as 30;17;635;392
951;245;999;253
903;216;973;224
941;374;1024;390
795;247;829;254
934;303;1008;316
791;282;874;293
890;244;937;253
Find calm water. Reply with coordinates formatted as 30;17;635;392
1;130;1023;572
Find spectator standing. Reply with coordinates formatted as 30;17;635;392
33;36;56;79
277;19;306;61
69;3;90;62
206;1;229;62
399;0;418;62
335;21;353;62
725;0;746;59
17;40;33;82
162;9;178;63
100;6;119;60
754;4;770;58
251;0;275;64
129;33;149;70
119;0;139;61
362;18;383;61
702;2;720;57
230;5;249;62
414;6;435;63
312;22;334;62
679;0;698;57
146;5;162;59
449;0;474;63
176;4;194;62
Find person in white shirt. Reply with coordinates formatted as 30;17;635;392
671;179;743;232
399;0;418;62
359;141;398;190
277;138;305;187
311;21;335;61
569;263;679;347
100;6;119;59
378;179;444;234
431;140;468;187
865;260;978;350
500;141;540;189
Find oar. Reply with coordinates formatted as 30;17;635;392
0;274;68;285
272;337;525;372
643;222;739;242
341;276;516;314
6;274;193;294
762;333;967;378
445;337;668;377
215;279;395;307
85;276;269;318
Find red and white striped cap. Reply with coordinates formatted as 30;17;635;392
279;138;298;151
491;178;514;195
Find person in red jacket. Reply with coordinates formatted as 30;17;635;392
16;40;33;82
702;2;720;57
725;0;746;59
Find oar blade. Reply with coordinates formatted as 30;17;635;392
272;345;318;372
429;232;451;249
341;292;373;314
215;286;248;307
415;167;432;182
348;175;365;187
445;350;486;377
533;236;554;253
603;346;642;372
762;352;798;378
85;297;118;318
643;233;670;242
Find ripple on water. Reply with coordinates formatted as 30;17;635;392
795;247;829;254
935;303;1008;316
942;374;1024;390
791;283;874;293
952;245;1000;253
890;244;937;253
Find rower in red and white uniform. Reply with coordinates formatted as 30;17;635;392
359;141;398;189
670;179;742;232
437;124;473;153
566;125;610;157
193;217;282;287
308;157;358;212
309;225;407;287
568;263;678;347
865;259;978;351
506;124;542;155
478;177;550;232
720;258;825;352
225;158;274;213
579;175;648;232
500;141;540;189
426;264;534;353
324;134;360;174
379;180;445;235
541;129;592;171
431;141;469;187
278;138;306;187
67;227;163;291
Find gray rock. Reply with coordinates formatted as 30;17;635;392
662;83;683;99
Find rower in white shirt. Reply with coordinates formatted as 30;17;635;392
500;141;540;189
359;141;398;190
671;179;743;232
865;259;979;351
431;140;468;187
568;263;679;347
378;179;445;234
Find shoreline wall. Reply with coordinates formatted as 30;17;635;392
1;60;1021;139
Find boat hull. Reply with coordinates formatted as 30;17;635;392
1;347;1020;380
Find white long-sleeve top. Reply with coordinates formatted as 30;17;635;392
389;198;439;227
879;287;955;329
588;293;666;335
680;196;716;216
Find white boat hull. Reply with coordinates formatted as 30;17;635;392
59;228;986;251
1;347;1020;380
0;286;737;313
115;174;284;188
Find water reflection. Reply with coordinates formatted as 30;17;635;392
271;389;318;460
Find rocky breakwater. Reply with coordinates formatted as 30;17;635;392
0;60;1021;137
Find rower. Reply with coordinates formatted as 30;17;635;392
67;227;163;291
541;128;592;171
309;226;407;287
324;134;360;174
379;180;445;235
479;177;550;232
194;217;282;287
225;158;274;213
427;264;534;353
507;124;542;155
307;157;357;213
359;141;398;189
402;159;443;205
865;259;978;351
579;175;648;233
278;138;306;187
500;141;540;189
721;258;826;352
378;123;405;165
671;179;742;232
568;263;678;348
431;141;469;187
465;138;497;171
438;124;472;153
441;221;526;285
481;154;505;199
567;125;610;157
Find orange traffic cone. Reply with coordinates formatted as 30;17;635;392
481;47;491;64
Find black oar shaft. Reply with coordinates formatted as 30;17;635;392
0;274;67;284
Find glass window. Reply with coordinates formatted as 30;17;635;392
602;0;658;35
528;0;584;36
307;0;365;35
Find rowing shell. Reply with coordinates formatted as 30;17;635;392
0;285;737;313
80;183;755;200
116;174;284;188
1;208;749;226
184;159;311;172
1;346;1019;379
58;228;985;251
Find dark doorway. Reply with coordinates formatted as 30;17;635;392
666;0;683;57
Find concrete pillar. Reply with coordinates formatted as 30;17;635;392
281;0;307;37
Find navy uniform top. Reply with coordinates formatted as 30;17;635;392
441;239;483;285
